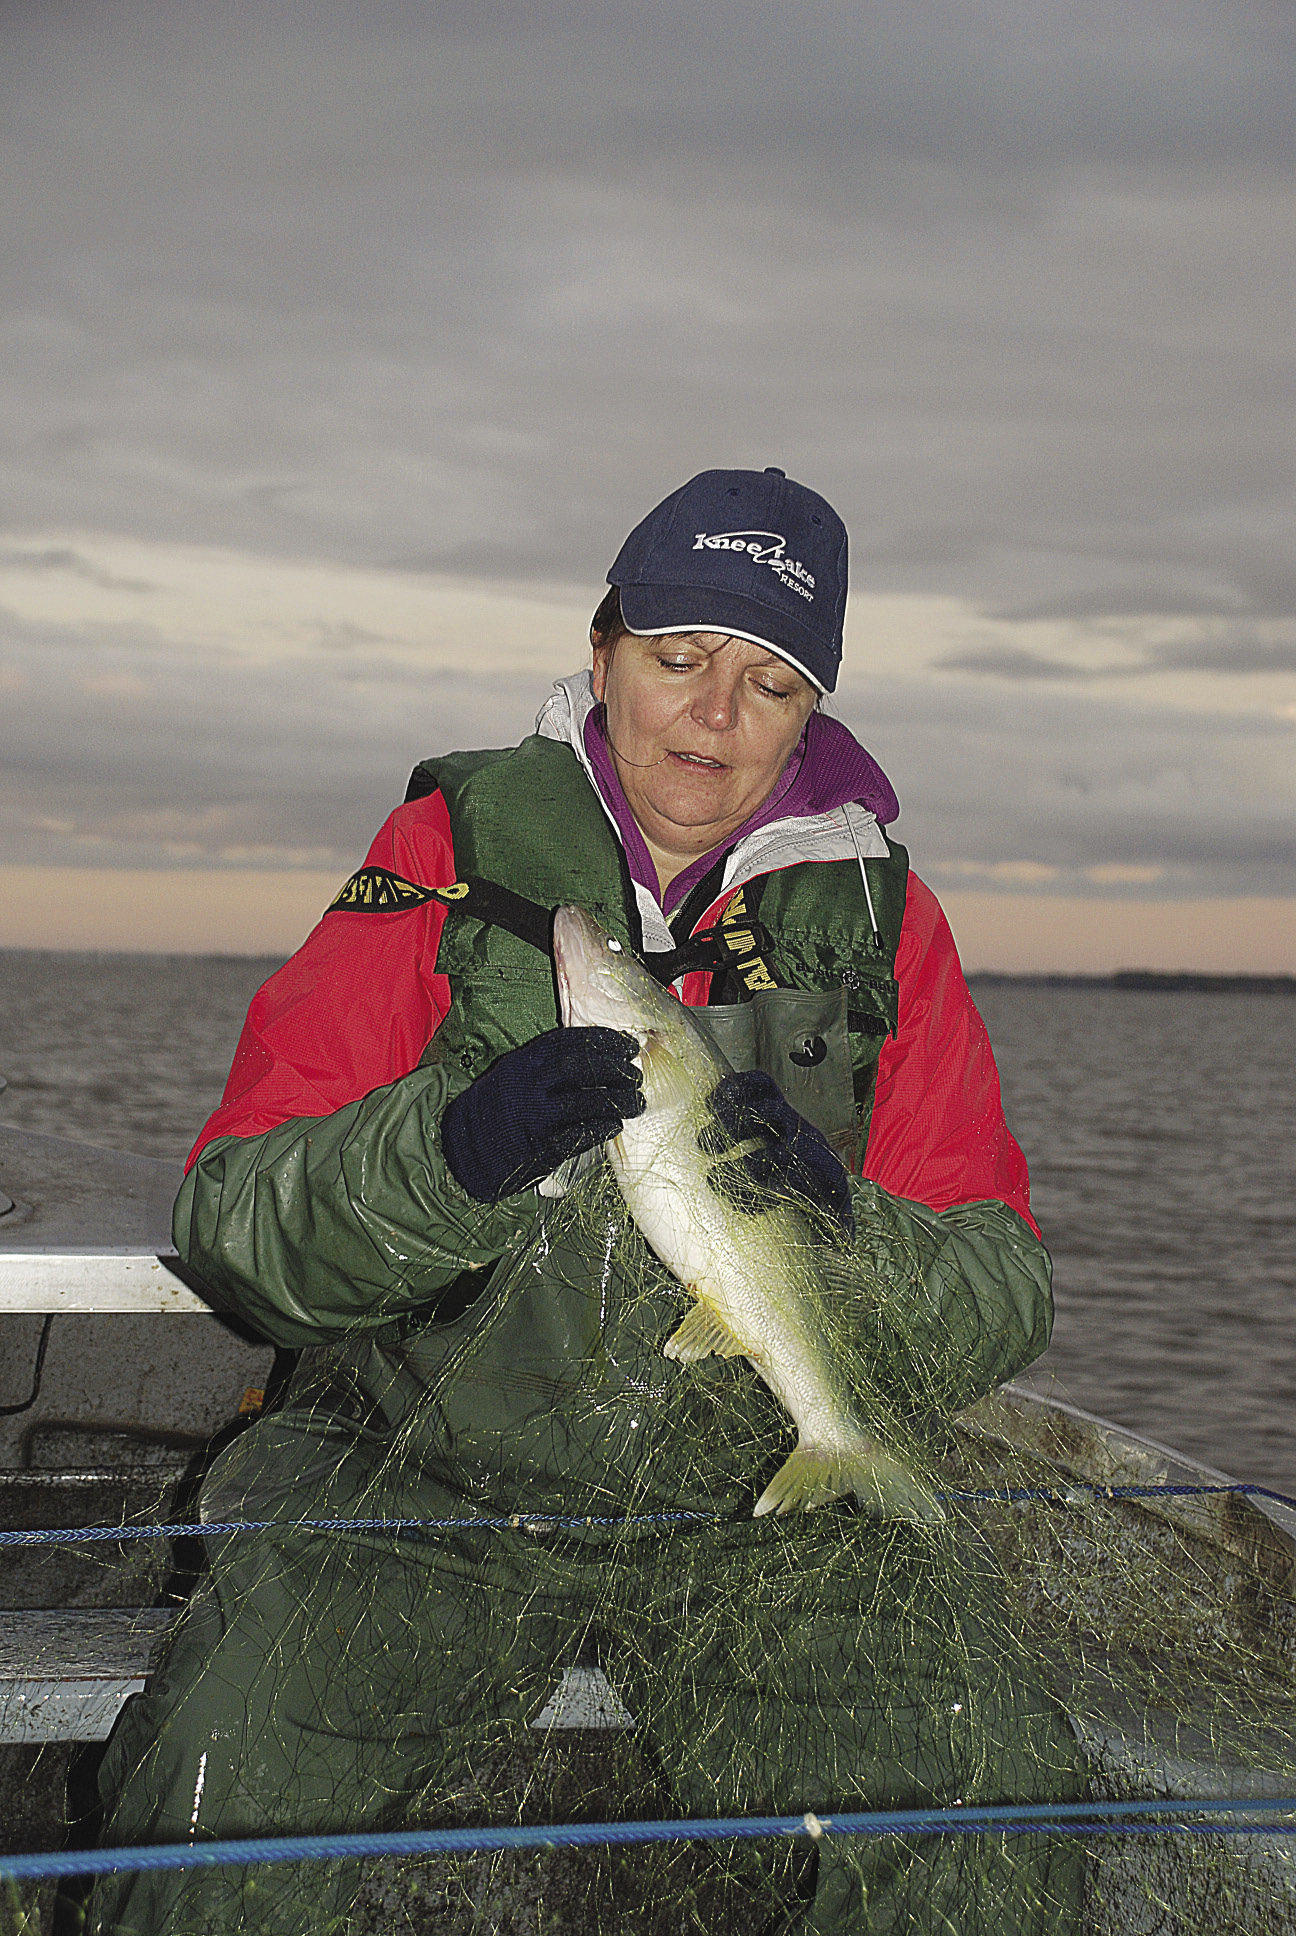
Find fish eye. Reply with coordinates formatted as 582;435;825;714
606;936;623;953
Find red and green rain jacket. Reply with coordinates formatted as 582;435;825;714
174;724;1052;1507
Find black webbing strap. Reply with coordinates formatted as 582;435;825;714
326;868;554;954
327;866;783;993
643;879;782;992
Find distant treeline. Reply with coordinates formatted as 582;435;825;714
969;970;1296;994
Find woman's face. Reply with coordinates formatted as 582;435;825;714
591;630;816;864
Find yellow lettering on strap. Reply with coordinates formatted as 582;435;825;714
717;884;780;991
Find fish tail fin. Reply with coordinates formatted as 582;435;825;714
753;1439;946;1526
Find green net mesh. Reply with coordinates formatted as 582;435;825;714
4;1164;1296;1934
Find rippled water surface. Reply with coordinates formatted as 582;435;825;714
973;980;1296;1493
0;952;278;1162
2;952;1293;1490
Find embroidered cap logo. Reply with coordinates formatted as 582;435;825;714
691;530;816;601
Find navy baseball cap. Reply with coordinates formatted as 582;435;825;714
606;467;848;693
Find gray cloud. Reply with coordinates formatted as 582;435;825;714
12;3;1294;182
937;646;1098;680
0;546;154;593
833;674;1296;896
1;0;1293;619
2;603;1291;899
315;622;395;654
1154;638;1296;675
0;0;1293;928
937;633;1296;679
0;613;563;874
992;588;1255;623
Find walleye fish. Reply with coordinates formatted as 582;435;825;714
552;905;943;1525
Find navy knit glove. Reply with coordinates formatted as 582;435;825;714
704;1069;855;1236
440;1027;644;1203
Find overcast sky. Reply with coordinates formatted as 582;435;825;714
1;0;1293;967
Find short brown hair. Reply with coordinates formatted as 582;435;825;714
590;585;629;647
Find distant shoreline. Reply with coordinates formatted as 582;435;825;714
969;970;1296;994
0;949;1292;992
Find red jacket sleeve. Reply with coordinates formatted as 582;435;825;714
186;794;458;1168
862;873;1039;1234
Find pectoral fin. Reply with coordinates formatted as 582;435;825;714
663;1296;747;1363
637;1032;700;1112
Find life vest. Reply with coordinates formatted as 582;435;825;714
325;737;913;1519
404;736;909;1170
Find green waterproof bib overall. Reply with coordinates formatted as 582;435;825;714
94;741;1086;1936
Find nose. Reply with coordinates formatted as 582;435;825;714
691;661;741;733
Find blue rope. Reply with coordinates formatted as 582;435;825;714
0;1509;717;1547
3;1797;1296;1884
1;1480;1293;1548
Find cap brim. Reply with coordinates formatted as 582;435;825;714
622;621;825;694
616;582;829;692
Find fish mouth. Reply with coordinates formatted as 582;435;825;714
554;951;573;1026
552;906;593;1026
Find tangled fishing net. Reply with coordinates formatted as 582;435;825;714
4;1162;1296;1934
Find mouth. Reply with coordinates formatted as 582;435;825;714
667;750;728;772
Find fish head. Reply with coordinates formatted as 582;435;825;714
553;906;725;1101
553;905;680;1041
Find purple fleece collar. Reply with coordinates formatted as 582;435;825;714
582;707;898;915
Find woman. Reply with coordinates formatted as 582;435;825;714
95;469;1085;1934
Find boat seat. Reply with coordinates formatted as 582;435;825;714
2;1605;1291;1810
0;1610;637;1746
0;1607;176;1745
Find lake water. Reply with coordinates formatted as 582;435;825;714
1;952;1293;1492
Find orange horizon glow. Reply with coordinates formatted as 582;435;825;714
0;866;1291;975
